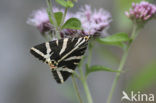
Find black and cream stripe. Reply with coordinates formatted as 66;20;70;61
30;36;89;83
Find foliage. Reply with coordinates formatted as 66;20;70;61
62;18;82;29
96;33;130;48
86;65;120;76
56;0;74;8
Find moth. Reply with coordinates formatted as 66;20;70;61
30;36;90;83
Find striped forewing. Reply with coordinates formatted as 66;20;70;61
30;37;89;83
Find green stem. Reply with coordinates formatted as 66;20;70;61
61;7;68;27
72;75;83;103
55;31;61;39
131;24;138;40
78;57;93;103
56;7;68;39
87;42;93;67
46;0;57;27
46;0;61;39
81;79;93;103
106;24;139;103
106;48;128;103
73;71;81;80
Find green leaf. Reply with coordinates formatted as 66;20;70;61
55;0;74;8
54;12;63;26
55;0;67;7
96;38;126;48
127;61;156;92
96;33;130;48
101;33;130;42
86;65;120;76
67;0;74;8
62;18;82;30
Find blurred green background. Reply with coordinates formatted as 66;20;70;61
0;0;156;103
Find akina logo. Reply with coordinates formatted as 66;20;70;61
121;91;154;102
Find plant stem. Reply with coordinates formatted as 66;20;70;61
131;24;138;40
73;72;81;80
106;24;139;103
106;48;128;103
87;42;93;67
46;0;57;27
46;0;61;39
61;7;68;26
81;78;93;103
72;75;83;103
78;57;93;103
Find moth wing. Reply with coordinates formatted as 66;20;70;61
30;43;47;62
30;36;89;83
52;69;73;83
30;39;62;63
52;37;88;83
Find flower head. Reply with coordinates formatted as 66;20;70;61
75;5;112;37
27;5;112;38
27;7;73;35
27;8;51;34
125;1;156;26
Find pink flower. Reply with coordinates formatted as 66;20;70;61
75;5;112;37
27;5;112;38
27;7;73;35
125;1;156;25
27;8;51;34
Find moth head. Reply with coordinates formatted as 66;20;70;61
51;60;57;66
47;60;57;69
